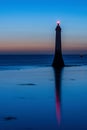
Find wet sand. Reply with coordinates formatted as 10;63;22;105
0;66;87;130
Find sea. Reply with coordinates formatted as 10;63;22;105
0;54;86;69
0;54;87;130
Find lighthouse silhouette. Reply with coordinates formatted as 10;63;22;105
52;21;64;68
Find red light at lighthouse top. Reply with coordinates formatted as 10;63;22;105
56;20;61;30
57;21;60;25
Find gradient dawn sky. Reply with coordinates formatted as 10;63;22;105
0;0;87;54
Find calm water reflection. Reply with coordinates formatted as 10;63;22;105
53;68;63;126
54;66;87;130
0;66;87;130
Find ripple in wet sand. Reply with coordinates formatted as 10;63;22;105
4;116;17;121
18;83;36;86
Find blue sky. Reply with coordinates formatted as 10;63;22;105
0;0;87;54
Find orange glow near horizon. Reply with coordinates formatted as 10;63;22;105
0;39;87;54
0;40;54;54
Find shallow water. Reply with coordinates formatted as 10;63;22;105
0;66;87;130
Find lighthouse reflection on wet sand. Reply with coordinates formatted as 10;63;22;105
52;21;64;68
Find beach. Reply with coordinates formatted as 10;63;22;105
0;63;87;130
1;0;87;129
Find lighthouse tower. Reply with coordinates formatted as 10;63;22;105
52;21;64;68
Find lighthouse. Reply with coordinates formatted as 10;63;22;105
52;21;64;68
